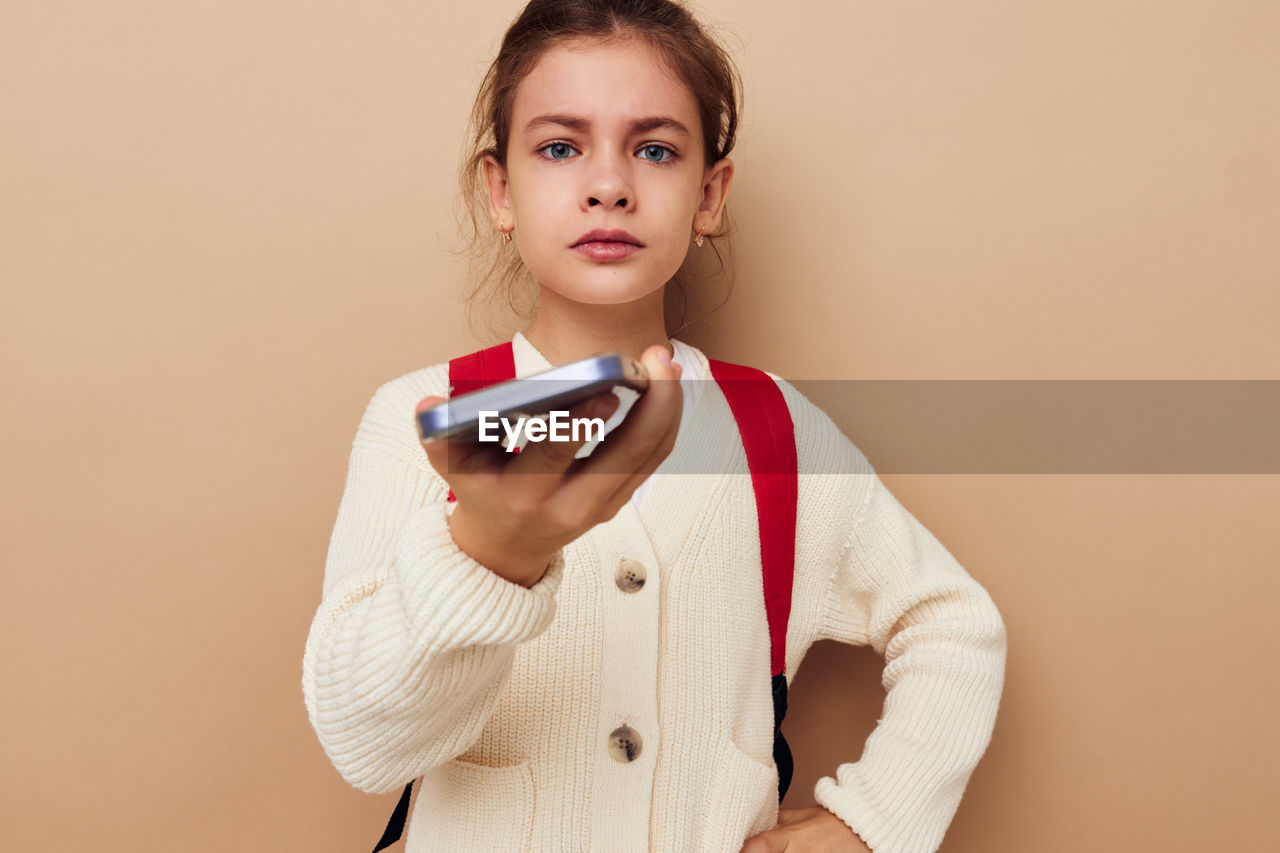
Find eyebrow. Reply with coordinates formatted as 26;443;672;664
523;113;692;138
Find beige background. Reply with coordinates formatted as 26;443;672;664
3;1;1278;850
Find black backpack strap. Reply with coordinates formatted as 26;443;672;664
372;779;414;852
772;673;795;802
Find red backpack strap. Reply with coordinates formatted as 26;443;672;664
708;359;798;677
708;358;798;804
444;342;518;502
449;341;517;399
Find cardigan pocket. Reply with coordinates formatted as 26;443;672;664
406;756;536;853
696;727;780;853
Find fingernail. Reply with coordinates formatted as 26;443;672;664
656;347;672;367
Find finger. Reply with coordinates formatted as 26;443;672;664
595;344;683;464
584;378;682;518
739;829;785;853
774;808;810;827
414;394;446;418
421;432;505;483
417;395;506;482
501;391;622;478
552;345;683;502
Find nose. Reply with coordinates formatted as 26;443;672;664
583;153;632;210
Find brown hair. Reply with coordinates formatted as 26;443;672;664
455;0;743;340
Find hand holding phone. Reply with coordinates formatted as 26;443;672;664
417;344;683;588
416;352;649;445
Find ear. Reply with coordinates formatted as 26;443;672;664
483;154;513;230
694;157;734;235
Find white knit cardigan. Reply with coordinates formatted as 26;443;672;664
302;334;1007;853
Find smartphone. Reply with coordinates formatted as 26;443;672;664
417;352;650;443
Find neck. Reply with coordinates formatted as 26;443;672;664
523;286;673;365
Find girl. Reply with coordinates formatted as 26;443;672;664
302;2;1007;852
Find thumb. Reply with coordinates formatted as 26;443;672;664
639;343;680;383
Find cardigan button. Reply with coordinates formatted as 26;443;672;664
615;558;647;593
607;725;642;762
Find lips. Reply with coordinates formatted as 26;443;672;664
572;229;643;247
571;228;644;261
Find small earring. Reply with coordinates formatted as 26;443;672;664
693;229;704;248
501;228;513;245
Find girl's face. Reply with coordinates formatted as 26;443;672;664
484;36;733;308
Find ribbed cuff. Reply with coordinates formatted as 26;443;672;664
814;762;955;853
393;502;566;651
815;770;912;853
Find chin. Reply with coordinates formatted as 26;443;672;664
538;273;670;307
558;288;664;306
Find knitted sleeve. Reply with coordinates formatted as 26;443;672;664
774;376;1007;853
811;467;1006;853
301;372;566;794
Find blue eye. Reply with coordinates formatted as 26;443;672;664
638;144;675;163
540;142;577;161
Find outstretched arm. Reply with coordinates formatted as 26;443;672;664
301;380;566;793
